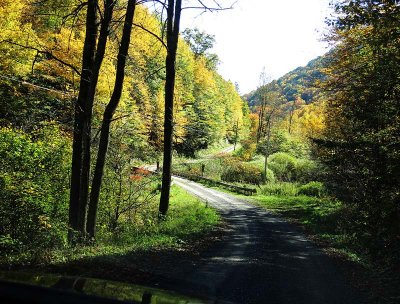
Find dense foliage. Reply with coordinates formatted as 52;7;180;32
314;0;400;260
0;126;70;253
0;1;246;257
0;2;248;151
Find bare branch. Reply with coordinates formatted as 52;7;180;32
182;0;236;11
133;23;167;49
61;1;88;26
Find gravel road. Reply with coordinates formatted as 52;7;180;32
159;176;365;304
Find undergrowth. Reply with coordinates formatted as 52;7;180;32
1;186;219;267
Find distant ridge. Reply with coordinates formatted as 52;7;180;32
243;55;329;110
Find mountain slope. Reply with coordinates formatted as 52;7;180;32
244;55;328;109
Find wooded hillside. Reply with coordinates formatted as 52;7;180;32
0;0;247;254
0;1;248;157
243;55;328;109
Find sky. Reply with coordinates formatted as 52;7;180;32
180;0;333;94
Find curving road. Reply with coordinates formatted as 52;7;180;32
160;176;365;304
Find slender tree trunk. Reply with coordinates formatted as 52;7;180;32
159;0;182;217
263;120;272;183
233;119;239;151
288;99;295;134
87;0;137;238
263;106;277;183
257;107;262;143
256;96;266;143
77;0;115;235
68;0;98;241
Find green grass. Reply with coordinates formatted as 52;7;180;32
1;186;219;267
173;157;226;181
194;141;232;158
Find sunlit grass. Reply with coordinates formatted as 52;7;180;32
1;186;219;267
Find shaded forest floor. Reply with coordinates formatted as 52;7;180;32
5;223;226;294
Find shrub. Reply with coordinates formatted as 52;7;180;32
298;181;326;197
0;126;70;253
293;158;319;183
257;130;309;158
263;168;276;183
268;152;320;183
221;159;262;185
268;152;297;182
202;158;225;180
234;139;257;161
260;182;299;196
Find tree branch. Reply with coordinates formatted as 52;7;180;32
133;23;167;49
2;39;82;76
182;0;236;11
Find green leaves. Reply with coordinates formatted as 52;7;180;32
0;126;70;253
316;0;400;257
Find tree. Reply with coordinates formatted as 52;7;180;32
68;0;99;240
255;69;283;183
316;0;400;257
182;27;219;69
158;0;237;216
287;96;305;134
87;0;137;238
159;0;183;217
182;28;215;57
256;67;271;143
65;0;140;240
260;91;282;183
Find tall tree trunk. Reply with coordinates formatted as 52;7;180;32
263;120;271;183
256;96;266;143
263;109;276;183
87;0;137;238
233;119;239;151
159;0;182;217
78;0;115;235
68;0;99;241
288;99;295;134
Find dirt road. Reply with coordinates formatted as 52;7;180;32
159;176;364;304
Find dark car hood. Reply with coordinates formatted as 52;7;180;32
0;271;217;304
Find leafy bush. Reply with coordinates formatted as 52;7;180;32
98;186;219;246
0;126;70;253
257;130;309;158
234;139;257;161
293;158;319;183
267;152;319;183
263;168;276;183
221;159;262;184
298;181;326;197
260;182;299;196
268;152;297;182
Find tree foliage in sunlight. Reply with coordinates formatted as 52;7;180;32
0;0;248;252
0;125;71;253
315;0;400;260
